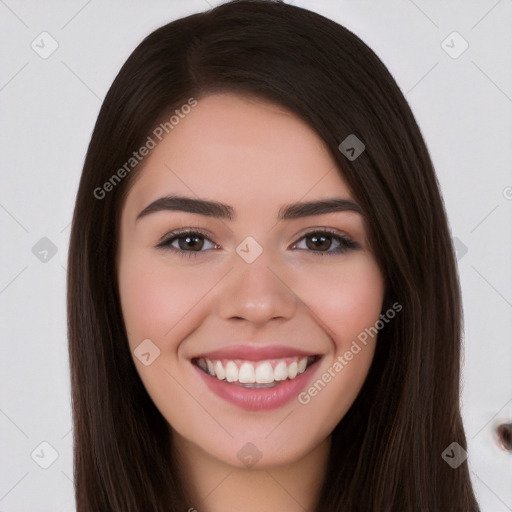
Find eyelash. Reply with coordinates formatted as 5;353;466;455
156;227;360;258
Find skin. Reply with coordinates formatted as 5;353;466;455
117;92;385;512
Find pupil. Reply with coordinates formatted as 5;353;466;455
308;235;330;251
181;235;203;251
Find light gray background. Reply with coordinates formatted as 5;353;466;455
1;1;511;511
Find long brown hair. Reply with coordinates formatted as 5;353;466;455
67;1;480;510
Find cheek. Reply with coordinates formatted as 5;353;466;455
118;250;197;345
297;253;385;343
291;255;384;435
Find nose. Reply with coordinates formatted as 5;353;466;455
215;248;298;326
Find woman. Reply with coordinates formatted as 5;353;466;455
67;1;480;510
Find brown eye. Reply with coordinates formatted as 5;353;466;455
306;233;332;251
156;230;217;256
175;234;205;251
293;230;359;256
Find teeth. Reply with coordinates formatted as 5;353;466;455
288;361;298;379
214;360;225;379
196;356;314;385
274;361;288;381
238;362;256;383
255;362;274;383
225;361;238;382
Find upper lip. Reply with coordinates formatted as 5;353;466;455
193;344;319;361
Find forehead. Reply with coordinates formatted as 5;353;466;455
124;92;353;214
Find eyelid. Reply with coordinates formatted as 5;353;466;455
290;226;356;244
156;226;213;246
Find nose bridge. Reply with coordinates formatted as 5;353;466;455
215;240;297;324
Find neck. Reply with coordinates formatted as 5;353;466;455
172;433;331;512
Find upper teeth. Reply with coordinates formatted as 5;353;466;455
196;356;312;385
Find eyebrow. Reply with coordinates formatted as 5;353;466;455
136;195;363;222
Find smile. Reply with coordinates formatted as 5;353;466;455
191;348;322;411
193;356;318;387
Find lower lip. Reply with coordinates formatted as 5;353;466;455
193;360;320;411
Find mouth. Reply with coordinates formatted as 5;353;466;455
192;355;320;388
191;352;322;411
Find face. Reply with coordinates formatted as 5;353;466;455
117;92;385;469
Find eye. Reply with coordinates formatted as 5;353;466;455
156;227;359;258
156;229;218;257
291;229;359;256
